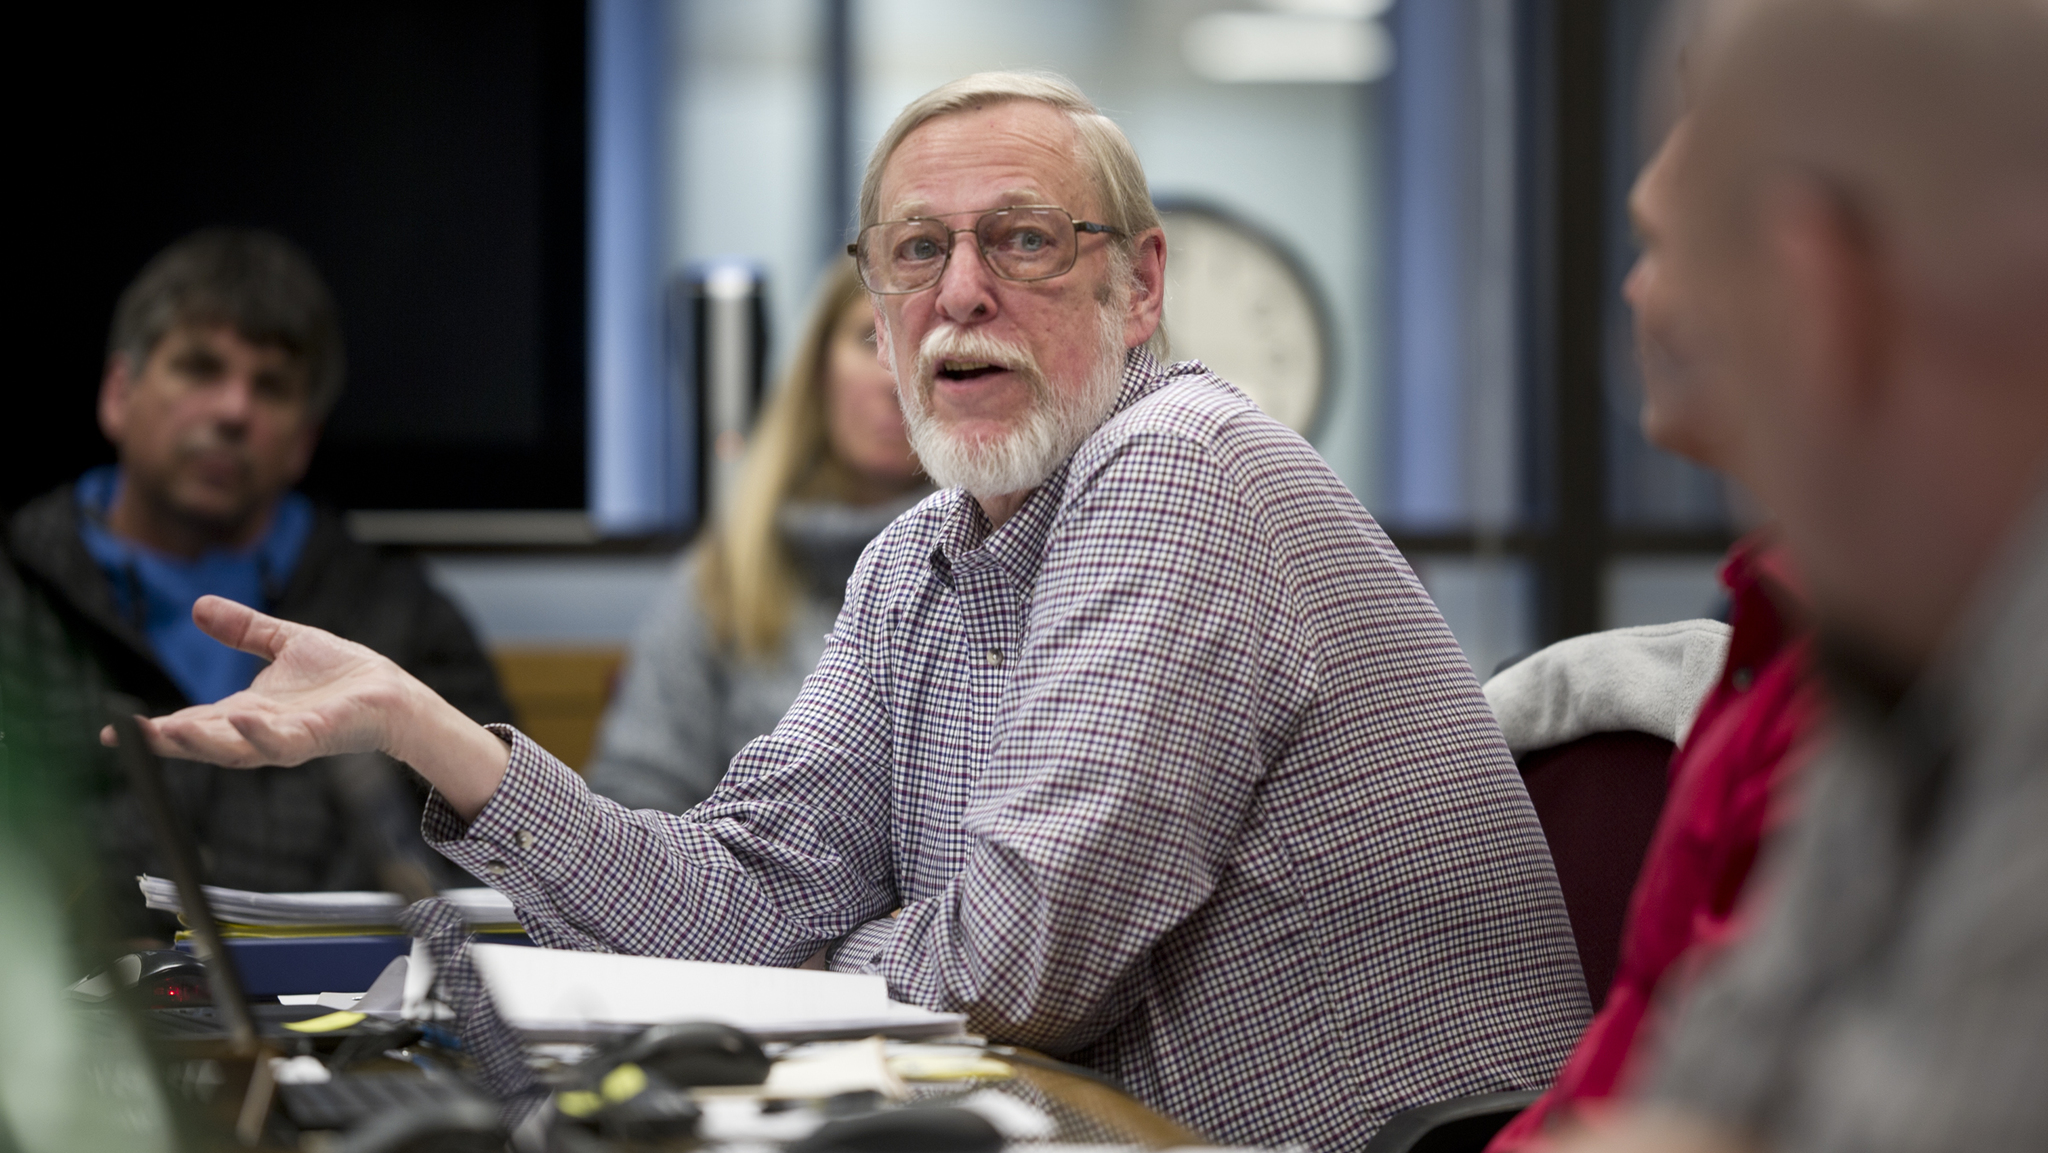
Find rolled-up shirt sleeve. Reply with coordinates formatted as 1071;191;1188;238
410;354;1590;1151
422;587;903;966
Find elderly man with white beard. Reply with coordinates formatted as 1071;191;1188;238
110;73;1588;1149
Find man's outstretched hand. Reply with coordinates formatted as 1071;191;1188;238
102;595;512;819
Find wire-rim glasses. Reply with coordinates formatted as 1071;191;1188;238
848;205;1123;294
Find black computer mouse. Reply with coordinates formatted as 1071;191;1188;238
787;1106;1006;1153
331;1098;505;1153
601;1021;771;1088
115;950;212;1007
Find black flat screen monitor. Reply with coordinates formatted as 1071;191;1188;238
12;1;587;515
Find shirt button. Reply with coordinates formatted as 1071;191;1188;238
1731;667;1754;691
985;649;1005;667
482;860;508;876
514;830;538;851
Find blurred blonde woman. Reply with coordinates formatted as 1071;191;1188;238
585;260;926;810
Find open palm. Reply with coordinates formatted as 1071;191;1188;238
120;595;415;768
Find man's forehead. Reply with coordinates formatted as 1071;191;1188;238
889;187;1057;219
877;102;1094;220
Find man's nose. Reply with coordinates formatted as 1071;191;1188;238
1622;256;1652;313
207;373;258;425
933;230;999;326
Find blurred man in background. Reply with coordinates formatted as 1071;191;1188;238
4;228;511;939
1484;35;1825;1146
1560;0;2048;1149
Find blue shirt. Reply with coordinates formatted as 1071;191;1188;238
76;466;314;705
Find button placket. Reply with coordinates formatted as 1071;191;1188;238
952;559;1020;747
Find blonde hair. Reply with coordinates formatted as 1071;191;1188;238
697;259;875;658
858;70;1168;358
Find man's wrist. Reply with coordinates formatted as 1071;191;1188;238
388;678;512;819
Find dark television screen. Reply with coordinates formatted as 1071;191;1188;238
11;1;586;514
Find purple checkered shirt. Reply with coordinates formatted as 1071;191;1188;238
425;351;1588;1150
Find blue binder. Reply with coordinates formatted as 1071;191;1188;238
178;932;532;996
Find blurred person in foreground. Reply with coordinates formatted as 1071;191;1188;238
5;228;511;939
1484;6;1827;1149
586;259;928;811
1554;0;2048;1150
107;72;1591;1148
2;555;184;1152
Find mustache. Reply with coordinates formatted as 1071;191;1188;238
172;427;253;468
912;325;1047;399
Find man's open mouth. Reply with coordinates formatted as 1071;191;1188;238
938;359;1006;382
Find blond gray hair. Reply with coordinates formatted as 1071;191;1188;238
859;71;1167;357
697;259;871;658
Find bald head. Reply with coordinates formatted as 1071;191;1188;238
1654;0;2048;673
1688;0;2048;325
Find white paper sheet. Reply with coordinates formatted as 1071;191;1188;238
137;875;516;927
467;944;966;1041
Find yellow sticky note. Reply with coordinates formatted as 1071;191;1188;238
558;1090;603;1118
283;1011;367;1033
889;1054;1014;1082
601;1063;647;1103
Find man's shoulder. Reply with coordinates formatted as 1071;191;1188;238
1080;361;1323;479
4;482;183;707
1110;359;1265;434
5;483;84;570
1070;361;1355;521
5;483;116;626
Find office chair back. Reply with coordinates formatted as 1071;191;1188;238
1361;736;1669;1153
1517;730;1674;1004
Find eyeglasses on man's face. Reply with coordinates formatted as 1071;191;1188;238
849;205;1123;295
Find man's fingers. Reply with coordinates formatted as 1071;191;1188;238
226;712;318;767
192;595;296;661
143;711;274;769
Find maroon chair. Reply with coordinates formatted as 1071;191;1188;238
1517;731;1675;1006
1362;731;1679;1153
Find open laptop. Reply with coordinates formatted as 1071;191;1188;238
104;706;493;1137
103;708;369;1045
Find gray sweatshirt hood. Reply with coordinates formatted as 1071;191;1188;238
777;486;934;602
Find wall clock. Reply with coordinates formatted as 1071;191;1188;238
1156;201;1333;437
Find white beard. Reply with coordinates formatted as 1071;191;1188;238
896;302;1128;502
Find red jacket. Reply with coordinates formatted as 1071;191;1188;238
1488;538;1820;1150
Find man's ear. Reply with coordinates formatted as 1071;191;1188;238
98;353;136;445
1122;228;1168;350
1763;175;1889;420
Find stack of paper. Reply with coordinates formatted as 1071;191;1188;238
138;876;520;934
468;944;967;1042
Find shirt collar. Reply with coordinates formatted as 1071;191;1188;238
74;464;315;596
930;348;1168;594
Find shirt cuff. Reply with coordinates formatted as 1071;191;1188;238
829;916;899;975
421;725;607;945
